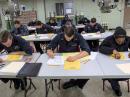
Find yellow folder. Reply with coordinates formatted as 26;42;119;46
64;60;80;70
62;52;90;62
6;55;23;61
62;52;90;70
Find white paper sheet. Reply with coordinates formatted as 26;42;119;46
47;56;64;66
0;62;25;75
116;63;130;74
90;52;98;60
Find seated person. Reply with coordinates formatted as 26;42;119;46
47;17;57;26
58;19;76;34
34;20;55;53
28;20;37;27
99;27;130;96
47;20;90;90
35;20;55;34
11;20;29;36
28;20;37;34
78;17;90;33
78;17;90;25
0;30;34;90
61;14;70;26
84;18;104;51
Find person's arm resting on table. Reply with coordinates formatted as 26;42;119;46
47;35;59;58
66;34;90;62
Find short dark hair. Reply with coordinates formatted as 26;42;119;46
91;18;96;23
64;26;75;37
64;19;73;25
35;21;42;26
14;20;20;24
114;27;126;38
0;30;12;43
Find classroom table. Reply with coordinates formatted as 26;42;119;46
27;25;85;31
36;52;130;97
37;52;103;79
0;53;41;97
22;34;55;42
96;52;130;78
22;32;113;42
37;52;103;97
27;26;36;31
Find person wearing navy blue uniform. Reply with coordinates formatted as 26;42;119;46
34;21;55;54
0;30;33;90
35;20;55;34
57;19;76;34
99;27;130;96
28;20;37;34
84;18;104;51
11;20;29;36
47;17;58;27
61;14;70;26
78;17;90;33
47;20;90;89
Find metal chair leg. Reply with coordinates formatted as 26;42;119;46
127;80;130;92
103;80;105;91
58;80;61;90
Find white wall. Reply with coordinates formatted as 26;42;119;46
45;0;125;29
0;0;125;29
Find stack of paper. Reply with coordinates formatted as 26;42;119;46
116;63;130;74
47;56;64;66
0;62;25;75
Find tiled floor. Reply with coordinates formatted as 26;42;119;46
0;79;130;97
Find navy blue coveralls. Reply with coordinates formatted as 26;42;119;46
47;32;91;89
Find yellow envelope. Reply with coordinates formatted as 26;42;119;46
64;60;80;70
62;52;90;62
111;52;125;60
6;55;23;61
62;53;78;60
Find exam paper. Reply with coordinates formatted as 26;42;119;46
47;56;64;66
0;62;25;75
116;63;130;74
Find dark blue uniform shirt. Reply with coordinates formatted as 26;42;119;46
99;35;130;55
0;35;33;55
36;24;55;34
11;25;29;36
84;23;104;33
47;32;90;53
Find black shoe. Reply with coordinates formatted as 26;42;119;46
62;81;76;89
20;79;27;90
114;89;122;96
14;82;20;90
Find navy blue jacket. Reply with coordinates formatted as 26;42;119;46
36;24;55;34
84;23;104;33
11;25;29;36
0;35;33;55
47;32;90;53
99;35;130;55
